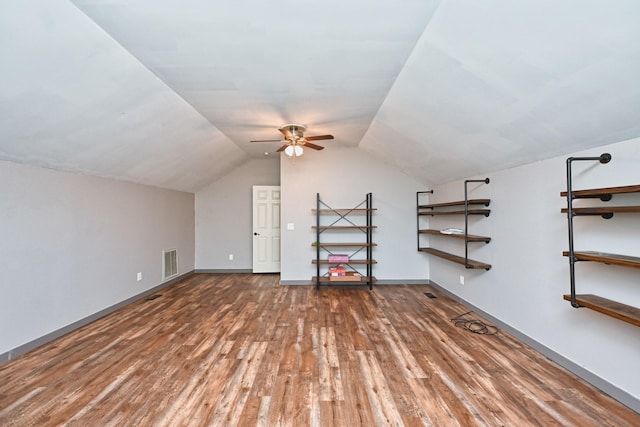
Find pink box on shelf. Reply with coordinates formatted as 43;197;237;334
328;254;349;263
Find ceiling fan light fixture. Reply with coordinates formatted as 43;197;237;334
284;145;303;157
251;123;332;154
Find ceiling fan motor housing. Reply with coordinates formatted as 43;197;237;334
280;124;306;140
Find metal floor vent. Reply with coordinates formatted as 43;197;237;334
163;248;178;280
424;292;437;299
146;294;162;301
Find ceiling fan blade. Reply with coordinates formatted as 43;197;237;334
250;139;283;143
278;128;290;137
276;143;289;152
303;142;324;150
305;134;334;141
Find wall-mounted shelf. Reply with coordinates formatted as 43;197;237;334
562;295;640;327
417;179;492;271
562;152;640;327
313;193;376;290
562;251;640;269
418;199;491;217
561;184;640;199
561;206;640;218
418;229;491;243
418;247;491;270
419;199;491;208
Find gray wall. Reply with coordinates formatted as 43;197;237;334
280;146;428;283
195;158;280;270
0;161;195;357
429;137;640;404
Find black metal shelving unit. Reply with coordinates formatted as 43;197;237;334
312;193;376;290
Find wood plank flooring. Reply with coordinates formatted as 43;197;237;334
1;273;638;426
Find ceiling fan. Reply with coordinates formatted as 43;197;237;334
250;124;334;157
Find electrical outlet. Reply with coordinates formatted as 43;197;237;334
137;272;142;281
228;254;234;261
459;275;465;285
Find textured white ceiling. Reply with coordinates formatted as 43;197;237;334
69;0;441;157
361;1;640;183
1;0;247;192
1;0;639;191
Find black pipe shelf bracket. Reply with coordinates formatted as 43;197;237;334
464;178;491;269
564;153;612;308
562;154;640;327
417;179;492;270
416;190;434;252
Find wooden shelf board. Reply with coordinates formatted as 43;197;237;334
419;209;490;217
312;242;377;247
563;294;640;327
312;208;377;214
562;251;640;269
561;184;640;198
418;229;491;243
313;276;377;283
418;199;490;209
561;206;640;215
312;260;377;265
418;247;491;270
312;225;377;230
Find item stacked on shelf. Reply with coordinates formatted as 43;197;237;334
328;268;361;281
329;266;346;277
328;254;349;263
440;228;464;235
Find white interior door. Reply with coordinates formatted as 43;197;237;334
252;185;281;273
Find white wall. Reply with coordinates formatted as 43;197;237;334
429;137;640;402
280;146;428;283
195;158;280;270
0;161;195;357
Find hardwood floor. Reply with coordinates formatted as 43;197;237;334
1;273;638;426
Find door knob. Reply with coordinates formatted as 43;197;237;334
254;232;260;236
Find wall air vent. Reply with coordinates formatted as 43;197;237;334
163;248;178;280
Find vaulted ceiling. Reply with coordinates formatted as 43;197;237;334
2;1;639;192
